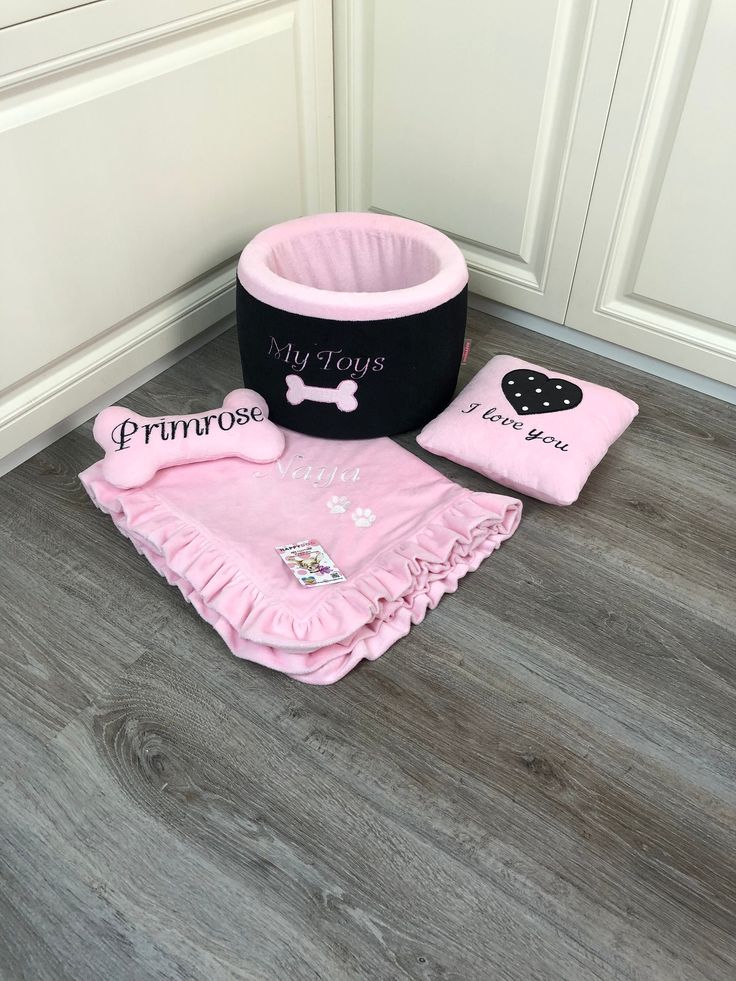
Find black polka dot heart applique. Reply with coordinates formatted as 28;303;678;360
501;368;583;416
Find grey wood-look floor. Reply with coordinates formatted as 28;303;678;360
1;309;735;981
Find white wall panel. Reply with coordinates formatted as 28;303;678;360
0;0;335;459
334;0;631;321
567;0;736;385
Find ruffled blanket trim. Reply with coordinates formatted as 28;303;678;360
80;462;521;680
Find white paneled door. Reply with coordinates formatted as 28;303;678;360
334;0;631;322
4;0;734;468
566;0;736;385
0;0;334;459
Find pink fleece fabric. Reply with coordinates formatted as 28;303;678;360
93;389;284;489
80;431;521;683
417;355;638;506
237;212;468;321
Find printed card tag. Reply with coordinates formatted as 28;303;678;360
276;539;346;588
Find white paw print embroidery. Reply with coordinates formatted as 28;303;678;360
352;507;376;528
326;495;350;514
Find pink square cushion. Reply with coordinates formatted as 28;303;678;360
416;354;638;506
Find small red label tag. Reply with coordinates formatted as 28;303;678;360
461;339;471;364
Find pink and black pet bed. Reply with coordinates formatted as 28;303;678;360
236;212;469;439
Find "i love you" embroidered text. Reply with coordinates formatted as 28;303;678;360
461;403;569;452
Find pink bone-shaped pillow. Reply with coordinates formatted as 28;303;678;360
93;389;285;488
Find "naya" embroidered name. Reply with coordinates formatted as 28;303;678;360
257;452;361;488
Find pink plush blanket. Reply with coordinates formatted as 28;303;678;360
80;431;521;683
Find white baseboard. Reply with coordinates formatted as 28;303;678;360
0;313;234;478
0;265;237;477
470;295;736;406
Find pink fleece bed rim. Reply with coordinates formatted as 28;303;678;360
237;212;469;322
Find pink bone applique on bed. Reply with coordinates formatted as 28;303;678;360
93;388;285;489
285;374;358;412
